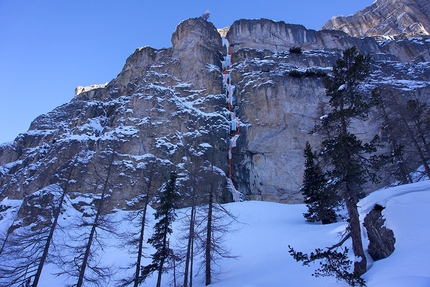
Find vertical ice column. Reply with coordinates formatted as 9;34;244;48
222;37;243;202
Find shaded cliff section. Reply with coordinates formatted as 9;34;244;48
0;17;231;212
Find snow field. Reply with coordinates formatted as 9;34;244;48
11;181;430;286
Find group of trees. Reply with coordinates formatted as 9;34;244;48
0;145;235;287
293;46;430;286
376;91;430;182
136;156;236;287
0;148;121;287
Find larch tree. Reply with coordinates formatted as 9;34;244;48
117;155;166;287
0;155;79;287
177;155;204;287
194;160;238;286
53;148;118;287
374;90;413;184
376;91;430;181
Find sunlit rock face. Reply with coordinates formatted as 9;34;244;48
226;19;382;54
1;12;430;208
322;0;430;38
322;0;430;62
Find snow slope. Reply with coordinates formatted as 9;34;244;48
22;180;430;286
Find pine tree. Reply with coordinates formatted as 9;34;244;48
318;46;379;276
301;141;339;224
141;171;179;287
290;47;380;286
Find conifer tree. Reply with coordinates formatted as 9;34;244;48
318;46;380;277
290;47;380;286
301;141;339;224
141;171;179;287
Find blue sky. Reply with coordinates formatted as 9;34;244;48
0;0;374;144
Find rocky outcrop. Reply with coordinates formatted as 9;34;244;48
227;18;430;63
322;0;430;38
379;37;430;63
227;19;382;54
364;204;396;261
114;17;224;96
321;0;430;63
75;83;107;97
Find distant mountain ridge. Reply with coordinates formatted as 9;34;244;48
322;0;430;39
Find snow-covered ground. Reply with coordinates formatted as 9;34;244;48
17;180;430;286
199;181;430;287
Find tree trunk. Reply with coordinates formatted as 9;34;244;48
184;205;195;287
344;184;367;276
77;151;113;287
156;222;170;287
32;187;67;287
190;227;195;287
205;190;213;286
134;200;149;287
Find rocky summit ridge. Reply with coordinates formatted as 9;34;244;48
322;0;430;39
1;1;430;218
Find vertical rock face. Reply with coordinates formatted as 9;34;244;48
0;17;231;211
322;0;430;38
1;13;430;209
227;19;382;54
224;19;430;202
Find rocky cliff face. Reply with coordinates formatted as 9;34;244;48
227;19;382;54
322;0;430;38
224;19;430;202
0;18;231;211
322;0;430;63
1;14;430;211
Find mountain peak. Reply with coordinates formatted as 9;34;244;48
322;0;430;39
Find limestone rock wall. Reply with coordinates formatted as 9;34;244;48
0;18;231;212
1;16;430;209
226;19;382;54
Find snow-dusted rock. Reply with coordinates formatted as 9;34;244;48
1;13;430;208
322;0;430;39
226;19;382;54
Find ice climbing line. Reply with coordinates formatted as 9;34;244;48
222;37;242;202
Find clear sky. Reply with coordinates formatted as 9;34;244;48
0;0;375;144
